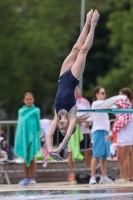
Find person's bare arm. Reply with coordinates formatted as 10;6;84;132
46;113;59;153
92;95;127;109
53;116;77;154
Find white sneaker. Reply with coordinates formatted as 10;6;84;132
89;177;97;184
99;175;113;184
43;163;48;168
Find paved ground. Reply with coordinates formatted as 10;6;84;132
0;181;133;191
1;182;133;200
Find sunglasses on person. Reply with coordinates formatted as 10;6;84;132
99;92;106;95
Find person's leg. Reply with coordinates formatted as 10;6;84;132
24;163;29;179
81;133;92;168
99;131;113;184
99;157;113;184
129;146;133;180
117;146;123;179
68;152;75;170
100;158;107;177
121;146;132;181
90;157;98;176
84;150;92;168
90;130;102;184
71;10;100;80
29;159;36;179
60;9;93;76
43;139;49;167
67;152;76;182
89;157;98;184
18;163;29;185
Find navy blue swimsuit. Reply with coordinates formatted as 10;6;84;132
55;70;79;116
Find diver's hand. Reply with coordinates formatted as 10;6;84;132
49;151;63;161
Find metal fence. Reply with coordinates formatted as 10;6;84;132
0;120;98;184
0;119;115;185
0;121;17;184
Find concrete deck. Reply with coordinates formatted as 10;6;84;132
0;159;119;184
0;182;133;192
1;182;133;200
1;160;131;200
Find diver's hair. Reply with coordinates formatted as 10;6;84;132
61;126;76;136
120;87;133;103
60;115;91;136
93;86;103;101
77;114;91;125
61;132;66;137
24;92;34;98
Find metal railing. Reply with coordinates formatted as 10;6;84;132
0;119;115;184
0;121;17;184
0;120;95;184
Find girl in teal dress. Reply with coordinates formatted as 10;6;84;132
14;92;41;186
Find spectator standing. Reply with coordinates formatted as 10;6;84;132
0;127;14;161
67;86;92;183
89;86;127;184
106;87;133;183
14;92;41;186
40;119;51;167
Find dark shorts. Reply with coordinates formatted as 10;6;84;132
80;133;92;152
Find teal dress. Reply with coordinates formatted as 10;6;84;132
14;104;41;166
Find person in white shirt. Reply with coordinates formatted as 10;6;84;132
76;86;92;166
40;119;52;167
67;86;92;183
89;86;127;184
106;87;133;183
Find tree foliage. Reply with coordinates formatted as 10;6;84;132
0;0;123;119
0;0;81;118
97;0;133;97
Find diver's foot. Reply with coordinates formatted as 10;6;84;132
91;10;100;27
86;9;93;26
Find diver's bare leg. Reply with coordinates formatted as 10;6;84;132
60;9;93;76
71;10;100;80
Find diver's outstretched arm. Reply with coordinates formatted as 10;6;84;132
46;114;59;153
53;116;77;154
